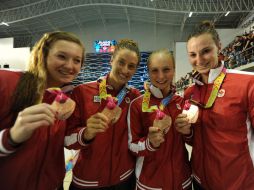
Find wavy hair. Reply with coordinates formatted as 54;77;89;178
10;31;85;123
112;39;140;63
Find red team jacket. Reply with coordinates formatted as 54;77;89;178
128;88;192;190
0;70;68;190
185;65;254;190
65;77;140;188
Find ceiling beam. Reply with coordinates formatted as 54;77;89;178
154;10;157;46
180;13;188;39
56;0;84;35
238;10;254;28
20;0;35;36
96;6;107;31
124;7;131;33
1;0;253;26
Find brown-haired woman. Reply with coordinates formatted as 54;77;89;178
65;39;141;190
0;31;85;190
175;21;254;190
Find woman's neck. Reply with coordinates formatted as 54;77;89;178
108;73;124;91
46;81;63;89
201;74;209;84
161;85;171;97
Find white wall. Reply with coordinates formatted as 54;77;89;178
175;42;192;81
61;21;244;53
0;38;30;70
0;38;13;49
61;20;189;53
217;28;243;48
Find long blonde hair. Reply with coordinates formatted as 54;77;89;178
147;48;175;70
10;31;85;123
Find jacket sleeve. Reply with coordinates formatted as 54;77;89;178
182;87;194;145
0;71;20;157
127;97;158;157
182;130;194;146
248;76;254;129
64;86;89;150
0;128;20;157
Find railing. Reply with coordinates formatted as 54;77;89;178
225;45;254;69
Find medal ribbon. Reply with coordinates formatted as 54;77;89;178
142;82;174;112
191;67;226;108
99;78;128;106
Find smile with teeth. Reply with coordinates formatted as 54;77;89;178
59;70;73;75
156;81;167;84
196;63;209;69
119;74;128;80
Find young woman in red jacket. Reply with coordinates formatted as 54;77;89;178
66;39;141;190
0;31;85;190
128;49;192;190
175;21;254;190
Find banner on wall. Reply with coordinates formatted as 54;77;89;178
94;40;117;53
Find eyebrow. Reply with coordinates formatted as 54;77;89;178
188;46;212;54
150;65;171;69
57;51;82;59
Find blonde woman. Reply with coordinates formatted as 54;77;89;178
0;31;85;190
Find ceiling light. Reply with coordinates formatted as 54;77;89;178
225;11;230;16
0;22;9;26
189;12;193;17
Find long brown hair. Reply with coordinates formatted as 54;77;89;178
187;20;220;47
112;39;141;63
10;31;85;123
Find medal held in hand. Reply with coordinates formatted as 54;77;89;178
99;78;127;124
153;109;172;134
142;82;174;133
48;88;76;120
182;100;199;123
101;97;122;124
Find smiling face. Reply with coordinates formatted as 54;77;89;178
148;52;175;96
109;48;139;89
46;40;83;87
187;33;221;76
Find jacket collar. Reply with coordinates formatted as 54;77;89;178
149;84;164;98
194;62;224;85
97;74;131;91
208;62;224;84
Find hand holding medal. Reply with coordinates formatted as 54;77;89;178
101;97;122;124
153;109;172;134
182;100;199;123
99;78;126;124
143;82;174;133
142;82;174;147
48;88;76;120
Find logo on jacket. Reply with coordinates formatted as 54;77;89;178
217;89;225;97
93;96;101;103
125;97;130;104
176;103;182;110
